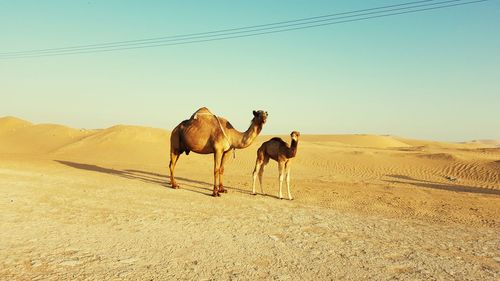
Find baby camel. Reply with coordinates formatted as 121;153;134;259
252;131;300;200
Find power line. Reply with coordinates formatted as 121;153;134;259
0;0;464;56
0;0;440;55
0;0;488;59
1;0;486;59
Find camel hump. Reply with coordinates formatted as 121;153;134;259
190;107;214;120
266;137;289;150
270;137;286;144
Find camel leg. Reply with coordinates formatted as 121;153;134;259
278;161;285;199
285;162;293;200
252;161;261;195
252;159;265;195
260;155;269;194
258;164;265;195
213;150;223;197
169;152;181;189
219;151;230;193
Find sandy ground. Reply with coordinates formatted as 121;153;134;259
0;116;499;280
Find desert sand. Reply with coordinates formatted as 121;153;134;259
0;116;499;280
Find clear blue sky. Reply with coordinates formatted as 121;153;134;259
1;0;499;141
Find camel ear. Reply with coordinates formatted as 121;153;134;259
253;110;258;117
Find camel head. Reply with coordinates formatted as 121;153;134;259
252;110;268;125
291;131;300;141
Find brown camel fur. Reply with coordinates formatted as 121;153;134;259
170;107;268;197
252;131;300;200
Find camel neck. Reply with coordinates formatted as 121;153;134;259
230;121;262;149
287;139;299;158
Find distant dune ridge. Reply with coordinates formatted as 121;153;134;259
0;116;497;151
0;116;498;154
298;134;411;148
53;125;170;162
1;116;498;189
0;117;168;157
469;139;500;148
0;116;32;135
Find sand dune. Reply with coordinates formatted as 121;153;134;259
0;121;94;154
53;125;170;163
294;134;411;148
0;117;498;192
0;116;32;135
470;139;500;148
1;117;499;279
395;136;498;150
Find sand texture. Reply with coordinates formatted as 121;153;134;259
0;116;499;280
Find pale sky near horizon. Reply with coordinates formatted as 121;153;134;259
1;0;499;141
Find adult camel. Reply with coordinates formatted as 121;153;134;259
169;107;268;197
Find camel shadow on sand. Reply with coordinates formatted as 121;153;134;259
123;169;280;198
54;160;276;198
384;174;500;195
